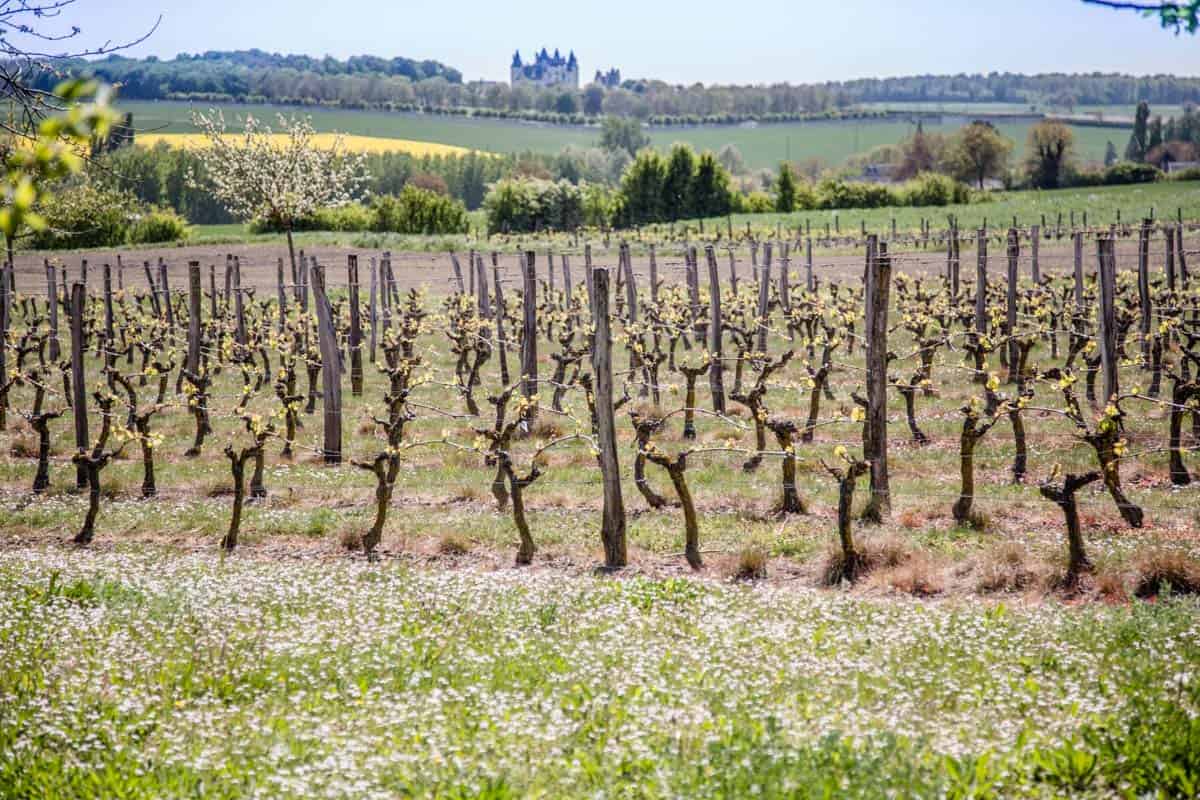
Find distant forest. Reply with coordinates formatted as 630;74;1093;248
37;50;1200;120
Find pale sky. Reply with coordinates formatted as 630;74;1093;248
40;0;1200;85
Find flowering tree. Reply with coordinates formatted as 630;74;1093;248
189;111;367;289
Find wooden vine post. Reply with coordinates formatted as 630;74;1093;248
590;267;627;569
186;262;202;377
520;250;538;419
69;282;88;490
46;261;60;361
1005;228;1020;382
1137;220;1152;360
862;236;891;523
705;245;726;413
348;254;364;396
1096;237;1120;403
311;263;342;464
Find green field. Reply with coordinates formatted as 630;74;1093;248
119;100;1118;171
164;180;1200;254
860;101;1187;123
704;180;1200;237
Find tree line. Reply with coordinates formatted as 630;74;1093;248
39;49;1200;122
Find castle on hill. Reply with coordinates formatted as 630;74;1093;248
511;48;579;89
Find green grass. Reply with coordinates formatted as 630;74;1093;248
1;548;1197;798
119;99;1118;171
702;179;1200;237
165;180;1200;252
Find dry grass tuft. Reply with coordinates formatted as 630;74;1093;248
204;482;234;498
447;483;486;504
338;527;362;551
820;534;910;587
436;532;473;556
863;533;911;569
8;420;37;458
878;553;944;596
1132;549;1200;598
1094;567;1128;602
730;545;768;581
976;541;1040;594
528;418;564;440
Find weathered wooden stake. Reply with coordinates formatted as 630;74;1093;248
311;264;342;464
348;254;363;396
69;282;88;489
590;267;626;569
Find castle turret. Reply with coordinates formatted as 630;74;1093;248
512;50;522;68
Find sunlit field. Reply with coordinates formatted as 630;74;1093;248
137;131;488;158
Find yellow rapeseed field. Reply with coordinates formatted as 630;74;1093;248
137;132;486;158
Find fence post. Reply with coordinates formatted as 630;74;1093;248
276;257;288;333
346;254;363;396
862;236;891;523
233;256;247;350
1137;220;1152;361
187;262;202;378
806;236;814;292
1030;224;1041;283
705;245;726;414
1097;237;1120;403
1073;232;1085;310
450;252;466;294
590;266;626;569
492;252;509;384
70;282;88;489
755;242;772;354
521;251;538;413
648;243;658;304
975;229;988;338
311;263;342;465
1006;228;1019;382
779;242;791;319
46;261;60;361
102;263;115;375
1177;225;1189;290
158;259;174;332
368;256;378;363
143;260;161;318
1165;224;1177;292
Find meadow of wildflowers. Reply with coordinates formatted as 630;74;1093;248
1;545;1196;798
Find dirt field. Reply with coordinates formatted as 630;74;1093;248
7;233;1158;297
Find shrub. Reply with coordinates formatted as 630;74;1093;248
128;208;189;244
483;178;585;234
250;189;469;236
312;203;375;232
742;190;776;214
1102;162;1162;185
815;178;897;210
29;184;138;249
1170;166;1200;182
371;186;469;235
901;172;970;207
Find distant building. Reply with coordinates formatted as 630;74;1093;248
1147;141;1198;173
860;163;897;183
593;68;621;89
511;48;578;89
